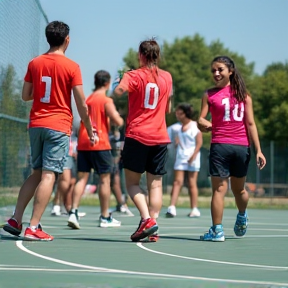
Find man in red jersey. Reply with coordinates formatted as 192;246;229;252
67;70;124;229
3;21;94;241
113;39;173;242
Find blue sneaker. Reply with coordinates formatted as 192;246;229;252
234;212;248;237
200;225;225;242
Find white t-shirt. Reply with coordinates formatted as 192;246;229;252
174;121;201;170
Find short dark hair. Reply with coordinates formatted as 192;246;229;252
45;21;70;47
176;103;194;119
94;70;111;90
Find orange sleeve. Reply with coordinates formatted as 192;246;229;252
71;64;83;87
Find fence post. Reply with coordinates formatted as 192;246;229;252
269;140;274;197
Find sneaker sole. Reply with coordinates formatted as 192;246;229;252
200;235;225;242
131;225;158;242
24;235;53;241
67;221;80;229
165;212;175;218
3;225;21;237
99;223;121;228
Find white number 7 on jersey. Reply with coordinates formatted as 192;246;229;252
40;76;52;103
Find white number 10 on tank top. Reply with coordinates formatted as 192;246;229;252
222;98;244;121
40;76;52;103
144;83;159;109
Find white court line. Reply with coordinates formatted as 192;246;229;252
0;267;98;272
137;243;288;270
16;240;288;286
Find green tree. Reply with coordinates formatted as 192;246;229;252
253;62;288;141
0;65;29;187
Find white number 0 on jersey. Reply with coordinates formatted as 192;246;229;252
144;83;159;109
40;76;52;103
222;98;244;121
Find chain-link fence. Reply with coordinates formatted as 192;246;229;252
0;0;48;189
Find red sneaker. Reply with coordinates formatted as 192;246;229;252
148;233;159;242
131;218;158;242
24;227;54;241
3;218;22;236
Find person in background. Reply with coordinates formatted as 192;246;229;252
68;70;124;229
113;38;173;242
109;126;134;216
166;103;202;218
3;21;94;241
51;132;78;216
198;55;266;242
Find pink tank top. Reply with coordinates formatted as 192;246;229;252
207;86;249;146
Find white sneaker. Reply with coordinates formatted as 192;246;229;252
51;205;61;216
119;205;134;216
166;205;176;218
99;214;121;228
78;212;86;218
67;212;80;229
188;207;201;218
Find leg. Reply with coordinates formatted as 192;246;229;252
230;176;249;237
72;172;90;210
187;171;201;217
98;173;112;218
30;170;56;226
147;172;163;219
169;170;184;206
111;169;125;206
230;176;248;213
13;169;42;224
125;169;149;219
210;176;228;226
63;175;76;213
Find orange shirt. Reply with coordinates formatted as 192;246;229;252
25;53;83;135
118;67;173;145
77;91;112;151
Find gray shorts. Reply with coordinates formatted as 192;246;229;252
29;127;69;173
63;155;77;178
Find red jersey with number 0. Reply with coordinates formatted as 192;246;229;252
208;86;249;146
24;53;83;135
119;67;172;145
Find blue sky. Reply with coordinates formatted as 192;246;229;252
40;0;288;96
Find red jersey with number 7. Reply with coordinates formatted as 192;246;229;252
118;67;173;145
24;53;83;135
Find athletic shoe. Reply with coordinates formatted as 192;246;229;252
200;225;225;242
234;212;248;237
165;205;176;218
78;212;87;218
3;218;22;236
67;210;80;229
99;214;121;228
111;204;134;216
131;218;158;242
147;230;159;242
51;205;61;216
24;227;53;241
188;207;201;218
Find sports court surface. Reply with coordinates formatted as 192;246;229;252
0;205;287;288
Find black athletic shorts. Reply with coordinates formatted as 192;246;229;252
122;137;168;175
77;150;112;175
209;143;251;178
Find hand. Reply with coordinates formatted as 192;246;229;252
256;153;266;170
